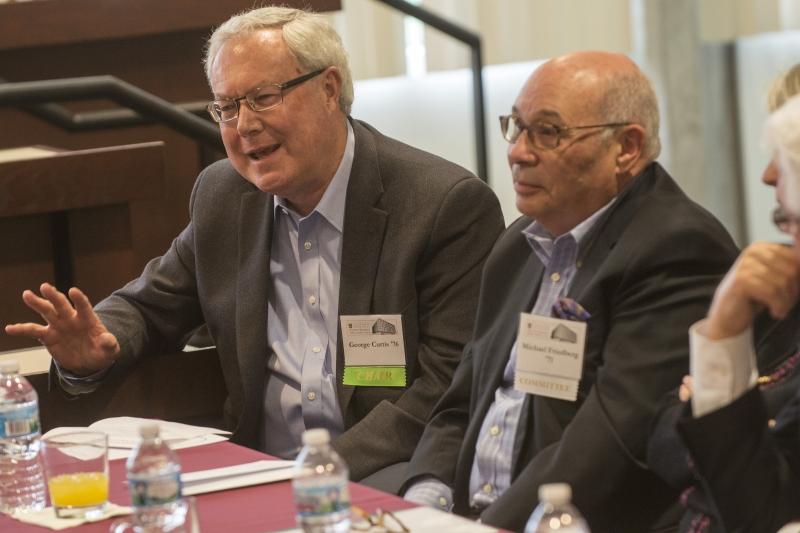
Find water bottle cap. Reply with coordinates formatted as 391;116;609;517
538;483;572;505
138;422;160;439
301;428;331;446
0;360;20;374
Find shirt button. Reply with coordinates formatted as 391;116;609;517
304;241;312;251
482;483;492;494
438;496;448;508
550;272;561;282
576;260;583;269
312;346;322;354
307;391;316;401
489;425;500;437
308;295;317;305
768;418;777;428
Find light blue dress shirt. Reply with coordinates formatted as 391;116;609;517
260;121;355;459
56;123;356;458
405;199;614;512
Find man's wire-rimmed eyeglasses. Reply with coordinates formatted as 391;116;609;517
351;506;410;532
206;68;326;123
499;114;632;150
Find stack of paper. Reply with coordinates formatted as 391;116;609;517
43;417;231;460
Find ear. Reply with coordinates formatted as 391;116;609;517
321;66;343;111
614;124;646;174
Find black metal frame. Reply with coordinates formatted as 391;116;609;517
0;2;487;179
0;75;222;150
374;0;488;181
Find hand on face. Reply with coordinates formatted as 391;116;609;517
4;283;119;375
705;242;800;340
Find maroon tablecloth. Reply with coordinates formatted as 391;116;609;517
2;441;415;532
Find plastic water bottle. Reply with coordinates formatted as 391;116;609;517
0;360;45;514
525;483;590;533
292;428;351;533
126;423;183;531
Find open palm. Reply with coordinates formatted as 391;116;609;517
4;283;119;375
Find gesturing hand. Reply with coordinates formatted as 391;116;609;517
4;283;119;375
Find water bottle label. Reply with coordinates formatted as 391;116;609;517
0;404;39;438
128;472;182;507
294;482;350;518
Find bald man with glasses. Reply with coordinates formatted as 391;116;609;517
401;51;740;532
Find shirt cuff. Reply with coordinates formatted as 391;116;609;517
404;477;453;512
54;360;111;395
689;319;758;418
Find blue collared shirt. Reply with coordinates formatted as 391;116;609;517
467;201;615;510
261;121;355;459
405;199;615;512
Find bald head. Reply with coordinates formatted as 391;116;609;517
528;51;661;161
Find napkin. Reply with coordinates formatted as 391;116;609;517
10;503;132;531
44;417;231;460
182;460;295;496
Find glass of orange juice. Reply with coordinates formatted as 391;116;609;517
41;431;109;518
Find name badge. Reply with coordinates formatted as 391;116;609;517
340;314;406;387
514;313;586;401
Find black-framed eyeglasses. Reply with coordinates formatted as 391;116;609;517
207;68;326;123
772;206;800;236
351;506;410;533
499;114;632;150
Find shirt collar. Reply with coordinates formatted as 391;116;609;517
273;120;354;233
523;197;617;260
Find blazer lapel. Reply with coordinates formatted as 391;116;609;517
568;164;656;299
336;121;388;416
484;249;543;388
455;231;542;505
234;189;274;440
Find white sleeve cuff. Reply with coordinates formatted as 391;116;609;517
689;319;758;418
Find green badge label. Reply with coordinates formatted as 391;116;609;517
343;366;406;387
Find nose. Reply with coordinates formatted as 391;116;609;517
762;158;779;187
507;132;538;167
235;101;264;137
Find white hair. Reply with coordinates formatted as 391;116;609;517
204;6;353;115
766;94;800;213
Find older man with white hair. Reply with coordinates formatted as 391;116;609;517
4;6;504;489
671;93;800;532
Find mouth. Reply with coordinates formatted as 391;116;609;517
513;180;543;194
246;144;280;161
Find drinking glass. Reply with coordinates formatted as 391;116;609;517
40;431;109;519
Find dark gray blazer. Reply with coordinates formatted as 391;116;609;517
676;385;800;533
93;119;505;480
402;163;739;532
